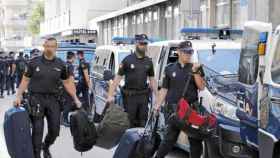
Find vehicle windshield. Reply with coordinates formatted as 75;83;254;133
198;49;241;75
56;50;95;65
272;38;280;84
118;52;130;63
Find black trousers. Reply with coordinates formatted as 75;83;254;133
62;93;75;122
6;75;15;94
29;94;61;158
156;122;203;158
123;93;149;128
0;73;4;96
76;83;90;111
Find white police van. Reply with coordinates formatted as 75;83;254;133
147;28;251;157
92;42;133;120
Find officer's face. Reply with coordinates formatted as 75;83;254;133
178;50;192;64
43;40;57;55
136;43;148;53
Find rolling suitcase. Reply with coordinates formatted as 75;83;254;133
4;107;34;158
113;112;160;158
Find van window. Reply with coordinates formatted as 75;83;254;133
238;28;260;85
198;49;240;75
109;54;115;73
167;47;178;64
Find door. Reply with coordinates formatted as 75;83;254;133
236;21;272;148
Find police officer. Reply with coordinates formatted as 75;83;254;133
62;51;76;127
107;34;158;128
16;52;27;87
6;52;16;95
76;50;92;112
14;37;82;158
154;41;206;158
0;54;5;98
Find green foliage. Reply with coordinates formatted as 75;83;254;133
27;1;44;35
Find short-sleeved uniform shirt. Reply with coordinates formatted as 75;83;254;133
118;53;155;90
24;55;69;94
78;59;90;85
162;62;205;105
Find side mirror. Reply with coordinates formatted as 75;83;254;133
103;70;114;81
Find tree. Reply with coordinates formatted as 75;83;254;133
27;1;44;35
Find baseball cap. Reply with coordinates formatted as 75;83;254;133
135;34;149;44
178;41;194;54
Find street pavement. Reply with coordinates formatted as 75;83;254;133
0;94;187;158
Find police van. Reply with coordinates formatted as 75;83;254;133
92;43;133;119
56;42;96;80
147;28;251;157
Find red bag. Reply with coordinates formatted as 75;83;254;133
176;73;216;129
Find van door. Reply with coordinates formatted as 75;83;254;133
236;21;272;148
258;25;280;158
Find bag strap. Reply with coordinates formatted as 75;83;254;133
181;72;193;98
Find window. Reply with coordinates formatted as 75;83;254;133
272;38;280;84
238;28;260;85
137;13;143;24
232;0;241;28
216;0;230;27
153;10;158;21
132;15;136;24
173;6;180;17
198;49;241;75
165;6;172;18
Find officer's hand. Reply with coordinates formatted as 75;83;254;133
74;98;82;109
192;63;202;72
13;97;22;107
107;95;115;104
153;104;161;114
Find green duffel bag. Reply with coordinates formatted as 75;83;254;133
96;103;130;149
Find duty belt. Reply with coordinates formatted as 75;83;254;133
122;88;150;96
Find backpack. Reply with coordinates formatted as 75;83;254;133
70;109;98;152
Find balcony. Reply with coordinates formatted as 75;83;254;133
3;19;27;27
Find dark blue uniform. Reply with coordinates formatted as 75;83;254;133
118;53;154;127
24;55;69;158
6;57;16;95
156;62;205;158
0;57;5;97
62;61;75;124
76;58;90;111
15;56;27;87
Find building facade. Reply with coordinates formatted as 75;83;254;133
91;0;280;45
40;0;126;43
91;0;202;45
0;0;32;52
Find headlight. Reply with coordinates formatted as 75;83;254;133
210;97;239;121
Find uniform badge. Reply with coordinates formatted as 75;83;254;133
130;64;135;69
36;66;40;72
172;72;176;78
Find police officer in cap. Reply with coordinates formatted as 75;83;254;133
14;37;82;158
154;41;205;158
6;52;16;95
0;53;5;98
76;50;92;112
62;51;76;126
16;52;27;87
107;34;158;127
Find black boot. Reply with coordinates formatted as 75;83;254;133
42;144;52;158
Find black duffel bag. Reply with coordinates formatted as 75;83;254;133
70;108;98;152
133;112;161;158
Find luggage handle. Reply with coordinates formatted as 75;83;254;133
143;111;159;136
